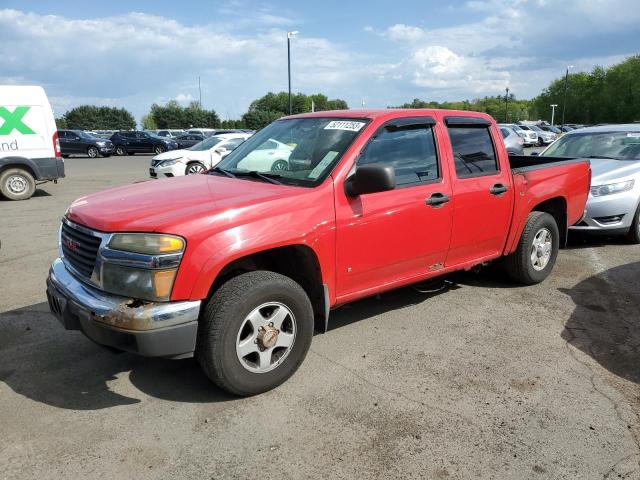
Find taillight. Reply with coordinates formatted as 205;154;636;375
53;131;61;157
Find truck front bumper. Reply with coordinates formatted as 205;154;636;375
46;258;201;359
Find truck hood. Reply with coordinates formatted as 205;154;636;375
589;158;640;184
66;174;310;233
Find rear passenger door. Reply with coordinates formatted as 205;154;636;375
136;132;153;152
335;117;453;297
443;116;514;266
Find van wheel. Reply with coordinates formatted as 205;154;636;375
505;211;559;285
115;145;127;156
0;168;36;201
197;271;314;396
185;162;206;175
87;147;99;158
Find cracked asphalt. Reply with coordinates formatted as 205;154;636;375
1;154;640;479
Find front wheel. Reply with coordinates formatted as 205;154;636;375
87;146;99;158
626;203;640;244
185;162;206;175
197;271;314;396
505;211;559;285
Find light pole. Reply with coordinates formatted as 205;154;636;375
560;65;574;132
550;104;558;126
287;31;299;115
504;87;510;122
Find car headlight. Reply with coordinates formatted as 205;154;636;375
96;141;106;146
160;158;181;167
101;233;186;302
590;180;635;197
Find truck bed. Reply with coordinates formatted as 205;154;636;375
508;155;584;173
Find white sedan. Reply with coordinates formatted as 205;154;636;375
150;133;251;178
236;139;294;172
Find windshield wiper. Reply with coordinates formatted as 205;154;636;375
233;170;283;185
210;166;236;178
585;155;620;160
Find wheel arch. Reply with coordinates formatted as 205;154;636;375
530;196;568;246
205;244;328;333
0;157;39;179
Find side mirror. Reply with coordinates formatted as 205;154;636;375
530;151;539;156
345;163;396;197
215;147;228;154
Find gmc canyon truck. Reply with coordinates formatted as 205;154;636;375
46;110;590;396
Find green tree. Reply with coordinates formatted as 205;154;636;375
148;100;220;129
55;117;67;129
242;110;283;130
141;114;157;130
63;105;135;130
394;95;533;122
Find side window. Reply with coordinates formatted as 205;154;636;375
500;128;510;139
359;125;439;186
448;126;499;177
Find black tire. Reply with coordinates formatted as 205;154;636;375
0;168;36;201
197;271;314;396
115;145;127;156
154;145;165;155
185;162;206;175
87;146;99;158
61;154;69;159
505;211;559;285
271;159;289;171
626;203;640;244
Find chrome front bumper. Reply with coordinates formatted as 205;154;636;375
46;258;201;359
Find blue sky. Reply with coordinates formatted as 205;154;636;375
1;0;638;123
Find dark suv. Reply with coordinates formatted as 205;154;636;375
110;131;179;156
58;130;115;158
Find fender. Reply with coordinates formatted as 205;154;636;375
0;155;64;181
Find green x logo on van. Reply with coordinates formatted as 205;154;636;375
0;106;36;135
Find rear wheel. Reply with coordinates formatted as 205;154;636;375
87;146;99;158
0;168;36;201
626;203;640;244
197;271;314;396
185;162;206;175
505;211;559;285
271;159;289;171
115;145;127;156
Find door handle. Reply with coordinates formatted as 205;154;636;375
426;192;450;207
489;184;508;195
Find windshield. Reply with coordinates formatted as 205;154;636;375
189;136;223;151
215;117;368;186
542;131;640;160
529;125;543;132
75;131;97;139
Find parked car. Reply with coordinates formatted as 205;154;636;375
527;125;557;145
58;130;114;158
560;126;574;133
540;125;562;134
540;124;640;242
187;128;217;137
150;132;251;177
156;129;185;138
109;131;179;156
500;123;537;147
499;126;524;155
174;133;205;149
0;85;64;200
515;125;540;146
235;138;294;171
47;109;591;395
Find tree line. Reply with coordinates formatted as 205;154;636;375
55;54;640;131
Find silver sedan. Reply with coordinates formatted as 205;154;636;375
539;124;640;242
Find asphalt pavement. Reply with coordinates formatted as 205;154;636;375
1;152;639;479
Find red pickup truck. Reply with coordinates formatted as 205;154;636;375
46;109;590;395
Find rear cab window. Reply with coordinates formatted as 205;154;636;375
358;118;440;187
446;117;499;178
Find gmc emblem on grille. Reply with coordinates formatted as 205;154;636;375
63;236;81;252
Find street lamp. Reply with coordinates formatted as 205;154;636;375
550;104;558;126
287;30;299;115
504;87;510;123
560;65;574;132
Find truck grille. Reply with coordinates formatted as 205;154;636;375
61;221;102;278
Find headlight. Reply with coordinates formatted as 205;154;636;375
101;233;185;302
160;158;181;167
108;233;184;254
96;141;106;146
590;180;635;197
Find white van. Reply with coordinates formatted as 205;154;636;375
0;86;65;200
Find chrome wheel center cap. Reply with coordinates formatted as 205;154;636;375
257;326;278;349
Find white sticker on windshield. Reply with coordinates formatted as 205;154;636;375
308;151;339;179
627;133;640;138
324;120;366;132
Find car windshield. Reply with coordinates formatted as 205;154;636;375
215;117;368;187
189;136;223;151
529;125;543;132
76;131;96;139
542;131;640;160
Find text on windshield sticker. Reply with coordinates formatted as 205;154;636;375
324;121;366;132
